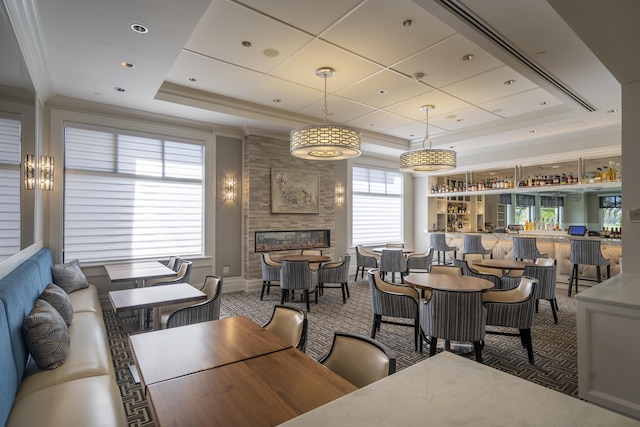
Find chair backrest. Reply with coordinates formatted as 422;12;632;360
420;289;486;343
385;243;405;248
319;255;351;283
406;248;433;271
319;332;396;388
453;258;501;288
429;265;462;275
167;255;181;271
356;246;379;268
513;237;541;261
535;257;555;266
430;233;454;251
368;270;419;321
463;234;489;254
150;260;192;286
280;260;317;291
166;275;223;328
570;239;609;265
379;249;407;272
301;249;322;256
263;304;308;351
260;253;281;281
523;264;557;300
483;277;537;329
263;252;282;267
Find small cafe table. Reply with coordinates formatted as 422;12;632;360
471;258;535;276
277;254;331;263
403;273;494;292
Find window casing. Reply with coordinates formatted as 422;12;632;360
0;117;21;262
600;195;622;229
64;125;204;263
352;166;403;246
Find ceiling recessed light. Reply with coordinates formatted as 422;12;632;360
114;87;125;92
378;89;388;95
504;79;516;85
121;61;135;69
412;72;425;80
263;48;279;57
540;101;550;105
242;41;251;47
188;77;197;82
552;165;560;168
530;130;537;133
130;23;148;34
272;98;282;103
402;19;414;27
462;54;474;61
607;109;618;113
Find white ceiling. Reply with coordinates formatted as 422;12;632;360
2;0;625;172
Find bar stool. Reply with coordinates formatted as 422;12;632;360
512;236;547;261
462;234;493;259
430;233;456;265
568;239;610;296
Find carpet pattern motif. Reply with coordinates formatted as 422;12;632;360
102;278;578;427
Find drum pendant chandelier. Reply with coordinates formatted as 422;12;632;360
290;67;361;160
400;105;456;172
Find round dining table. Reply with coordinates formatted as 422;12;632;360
471;259;535;276
372;247;414;254
277;254;331;263
403;273;494;292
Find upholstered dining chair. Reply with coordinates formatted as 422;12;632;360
318;255;351;303
166;255;181;272
386;243;405;248
426;264;462;300
260;253;281;300
521;261;559;324
513;237;547;261
145;259;193;327
430;233;457;265
301;249;323;270
262;304;308;352
568;239;610;296
419;288;486;362
280;260;318;312
355;245;379;281
379;249;407;283
462;253;503;276
319;331;396;388
462;234;493;258
482;276;538;364
453;258;502;289
368;269;420;351
164;275;223;329
405;248;434;274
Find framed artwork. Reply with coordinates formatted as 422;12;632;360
271;169;319;214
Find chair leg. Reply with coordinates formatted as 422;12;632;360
345;283;350;298
535;299;539;313
341;283;346;303
596;266;601;283
371;314;380;339
304;290;310;312
414;318;419;352
473;341;483;363
260;281;267;300
568;264;576;296
281;289;286;304
521;328;534;364
429;337;438;356
550;299;558;324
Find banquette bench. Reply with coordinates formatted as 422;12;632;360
0;248;126;427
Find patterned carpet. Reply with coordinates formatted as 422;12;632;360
102;277;578;427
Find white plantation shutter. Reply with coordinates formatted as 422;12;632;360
0;117;21;261
64;126;204;263
352;166;403;246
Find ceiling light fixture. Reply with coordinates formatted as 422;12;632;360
399;105;456;173
290;67;361;160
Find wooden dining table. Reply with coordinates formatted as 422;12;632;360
104;260;177;287
372;247;414;254
403;272;494;292
277;254;331;263
471;258;535;275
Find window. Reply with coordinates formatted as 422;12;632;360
352;166;403;246
599;195;622;229
0;117;21;262
539;195;563;228
515;194;535;225
64;125;204;263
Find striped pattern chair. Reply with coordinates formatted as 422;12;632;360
280;260;318;312
165;275;223;329
368;269;420;351
319;332;396;388
453;258;502;289
355;245;379;280
260;253;281;300
430;233;457;265
462;234;493;258
262;304;308;352
318;255;351;303
420;288;486;362
166;255;181;272
482;276;538;364
405;248;434;274
568;239;611;296
513;237;547;261
379;249;407;283
301;249;323;270
145;260;192;328
522;262;559;324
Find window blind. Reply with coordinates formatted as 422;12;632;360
64;126;204;263
352;166;403;246
599;195;621;208
540;195;564;207
0;117;21;262
516;194;535;207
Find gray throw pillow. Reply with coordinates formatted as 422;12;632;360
51;259;89;294
39;283;73;325
22;299;70;370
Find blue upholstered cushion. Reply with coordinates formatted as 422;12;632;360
39;283;73;326
0;303;18;427
22;299;70;370
51;259;89;294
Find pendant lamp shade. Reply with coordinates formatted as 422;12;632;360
400;105;456;172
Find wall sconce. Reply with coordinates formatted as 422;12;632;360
24;154;35;190
39;156;54;191
223;176;236;201
335;184;344;206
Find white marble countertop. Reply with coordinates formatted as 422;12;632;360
575;272;640;310
279;352;640;427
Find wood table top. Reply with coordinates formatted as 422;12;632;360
104;260;177;283
403;273;494;292
129;316;293;389
472;259;535;270
108;282;206;313
278;254;331;263
373;247;414;254
147;347;358;427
